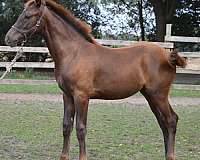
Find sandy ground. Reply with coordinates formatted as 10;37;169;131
0;93;199;107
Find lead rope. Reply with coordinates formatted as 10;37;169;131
0;42;25;80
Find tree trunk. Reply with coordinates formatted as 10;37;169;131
154;8;166;42
138;0;145;41
149;0;176;42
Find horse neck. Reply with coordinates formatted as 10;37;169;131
42;9;88;67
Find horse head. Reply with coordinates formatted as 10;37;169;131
5;0;46;47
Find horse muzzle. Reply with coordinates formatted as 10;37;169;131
5;28;24;47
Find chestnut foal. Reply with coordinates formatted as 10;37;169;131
5;0;186;160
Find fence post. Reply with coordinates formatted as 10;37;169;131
165;24;173;50
166;24;172;37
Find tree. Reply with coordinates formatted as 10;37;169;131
0;0;22;45
59;0;103;37
99;0;151;40
120;0;146;40
173;0;200;37
0;0;103;62
138;0;145;40
0;0;103;45
172;0;200;52
148;0;177;42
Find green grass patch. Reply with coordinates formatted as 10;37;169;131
0;84;200;97
0;70;53;80
170;89;200;97
0;84;61;94
0;101;199;160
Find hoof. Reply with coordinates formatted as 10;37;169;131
60;154;69;160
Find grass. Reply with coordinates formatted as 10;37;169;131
0;84;61;94
0;70;54;80
0;101;200;160
0;84;200;97
170;89;200;98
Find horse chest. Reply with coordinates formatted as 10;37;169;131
56;68;92;95
55;70;75;94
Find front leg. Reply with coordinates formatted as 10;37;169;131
60;93;75;160
74;91;89;160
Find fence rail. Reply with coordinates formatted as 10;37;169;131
165;24;200;43
165;36;200;43
0;62;54;68
0;46;199;57
0;62;200;75
0;46;49;54
0;39;176;71
96;39;174;48
0;32;200;75
0;40;174;55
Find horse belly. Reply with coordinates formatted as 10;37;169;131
92;79;143;100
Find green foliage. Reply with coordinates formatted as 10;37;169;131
0;0;22;45
96;0;151;40
0;0;199;47
0;0;103;46
173;0;200;37
59;0;103;37
172;0;200;51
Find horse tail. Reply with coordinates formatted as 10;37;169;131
169;50;187;68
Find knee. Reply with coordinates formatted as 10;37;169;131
76;125;87;140
63;123;73;136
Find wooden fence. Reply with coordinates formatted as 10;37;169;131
165;24;200;43
0;39;174;70
0;24;200;75
165;24;200;75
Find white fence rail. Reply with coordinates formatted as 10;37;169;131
164;24;200;74
96;39;174;48
0;62;54;68
0;39;174;54
0;36;200;74
165;36;200;43
165;24;200;43
0;39;174;70
0;46;49;54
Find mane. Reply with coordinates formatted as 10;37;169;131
45;0;98;44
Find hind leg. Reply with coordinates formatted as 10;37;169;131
141;90;178;160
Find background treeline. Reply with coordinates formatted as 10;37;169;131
0;0;199;61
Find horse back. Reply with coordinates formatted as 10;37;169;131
89;42;175;99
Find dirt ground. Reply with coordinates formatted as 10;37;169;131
0;93;200;107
